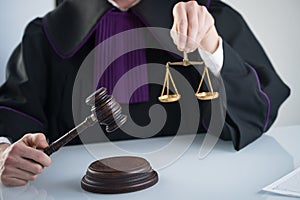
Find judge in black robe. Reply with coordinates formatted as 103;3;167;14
0;0;290;151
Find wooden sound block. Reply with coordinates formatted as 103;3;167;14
81;156;158;194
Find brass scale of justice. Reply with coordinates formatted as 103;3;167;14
158;51;219;102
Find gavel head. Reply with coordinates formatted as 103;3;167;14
85;87;127;132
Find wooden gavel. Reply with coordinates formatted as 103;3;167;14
43;87;127;156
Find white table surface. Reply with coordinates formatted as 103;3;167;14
1;125;300;200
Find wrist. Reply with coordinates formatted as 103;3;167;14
199;25;219;54
0;143;10;154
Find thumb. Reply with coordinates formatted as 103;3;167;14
23;133;49;149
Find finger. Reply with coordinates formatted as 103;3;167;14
17;157;44;175
11;142;51;167
186;3;199;52
23;133;49;149
19;134;51;167
196;6;213;46
2;150;45;175
173;2;188;50
2;166;37;182
170;23;178;46
8;141;51;167
196;7;207;43
18;145;51;167
12;168;37;181
1;176;28;186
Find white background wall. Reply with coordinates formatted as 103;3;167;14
0;0;299;127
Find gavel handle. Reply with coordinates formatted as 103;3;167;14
43;114;97;156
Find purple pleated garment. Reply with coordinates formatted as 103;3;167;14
94;8;149;103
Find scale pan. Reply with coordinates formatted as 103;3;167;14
195;92;219;100
158;94;181;103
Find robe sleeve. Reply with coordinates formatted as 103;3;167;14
0;18;49;142
201;1;290;150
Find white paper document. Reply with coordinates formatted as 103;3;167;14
263;166;300;198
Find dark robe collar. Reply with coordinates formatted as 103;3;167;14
42;0;212;58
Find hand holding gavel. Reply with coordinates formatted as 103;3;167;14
0;88;127;186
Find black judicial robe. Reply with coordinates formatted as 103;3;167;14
0;0;290;150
